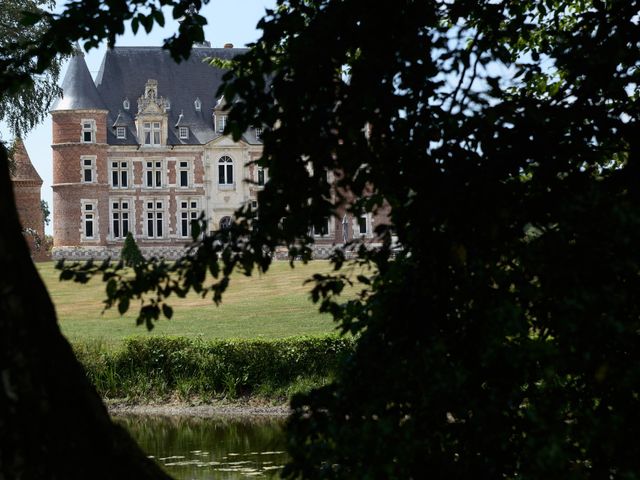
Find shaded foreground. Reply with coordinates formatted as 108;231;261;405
0;134;171;479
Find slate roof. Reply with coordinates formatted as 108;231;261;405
92;46;261;146
11;138;42;184
51;51;107;111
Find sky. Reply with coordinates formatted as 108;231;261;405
2;0;277;234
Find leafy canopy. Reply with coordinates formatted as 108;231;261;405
0;0;63;136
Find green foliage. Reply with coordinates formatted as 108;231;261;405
72;335;354;401
120;232;144;267
40;199;50;226
0;0;63;136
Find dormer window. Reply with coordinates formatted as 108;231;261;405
143;122;161;146
165;99;171;110
179;126;189;139
194;97;202;111
255;127;263;140
116;126;126;139
217;114;227;133
123;98;130;110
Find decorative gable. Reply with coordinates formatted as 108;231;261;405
136;79;169;146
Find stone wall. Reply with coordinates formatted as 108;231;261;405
52;241;388;261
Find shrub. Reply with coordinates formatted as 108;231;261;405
120;232;144;267
73;335;355;401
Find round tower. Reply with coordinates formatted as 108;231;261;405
51;49;109;255
10;138;45;258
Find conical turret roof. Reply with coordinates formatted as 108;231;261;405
10;138;42;184
51;49;107;111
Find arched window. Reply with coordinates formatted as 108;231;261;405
218;156;234;185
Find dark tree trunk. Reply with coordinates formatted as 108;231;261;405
0;145;172;479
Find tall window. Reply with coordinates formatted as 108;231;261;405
312;218;331;237
81;156;96;183
178;199;200;237
111;200;130;239
110;161;129;188
146;200;164;238
218;156;233;186
257;167;265;186
358;214;370;236
81;201;97;240
177;161;190;188
143;122;161;146
217;115;227;132
145;161;163;188
81;119;95;143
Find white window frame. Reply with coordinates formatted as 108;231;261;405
123;98;130;110
144;160;164;189
143;121;161;146
194;98;202;111
256;166;266;187
179;126;189;139
116;126;126;139
110;160;130;189
218;155;234;188
255;127;263;140
356;213;373;238
81;119;96;143
217;114;227;133
177;160;192;188
177;198;200;238
145;199;165;239
110;199;132;240
80;199;98;241
312;217;332;237
81;155;96;183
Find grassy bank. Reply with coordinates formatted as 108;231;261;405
74;335;355;402
36;260;356;346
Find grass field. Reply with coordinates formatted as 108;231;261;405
37;260;355;347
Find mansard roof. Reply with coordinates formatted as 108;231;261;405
94;46;260;146
51;51;107;112
11;138;42;184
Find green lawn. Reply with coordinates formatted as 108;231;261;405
37;260;355;347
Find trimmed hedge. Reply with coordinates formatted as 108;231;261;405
73;335;355;400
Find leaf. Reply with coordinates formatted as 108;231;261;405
162;303;173;319
59;269;74;281
153;9;165;28
191;219;201;241
118;297;130;315
106;278;117;299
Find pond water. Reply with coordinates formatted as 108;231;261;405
115;415;288;479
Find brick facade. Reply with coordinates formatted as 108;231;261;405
10;139;48;260
50;48;390;261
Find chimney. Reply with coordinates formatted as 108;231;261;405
223;43;234;49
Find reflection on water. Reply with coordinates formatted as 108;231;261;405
115;415;288;479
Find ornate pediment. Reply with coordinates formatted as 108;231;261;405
137;79;169;115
